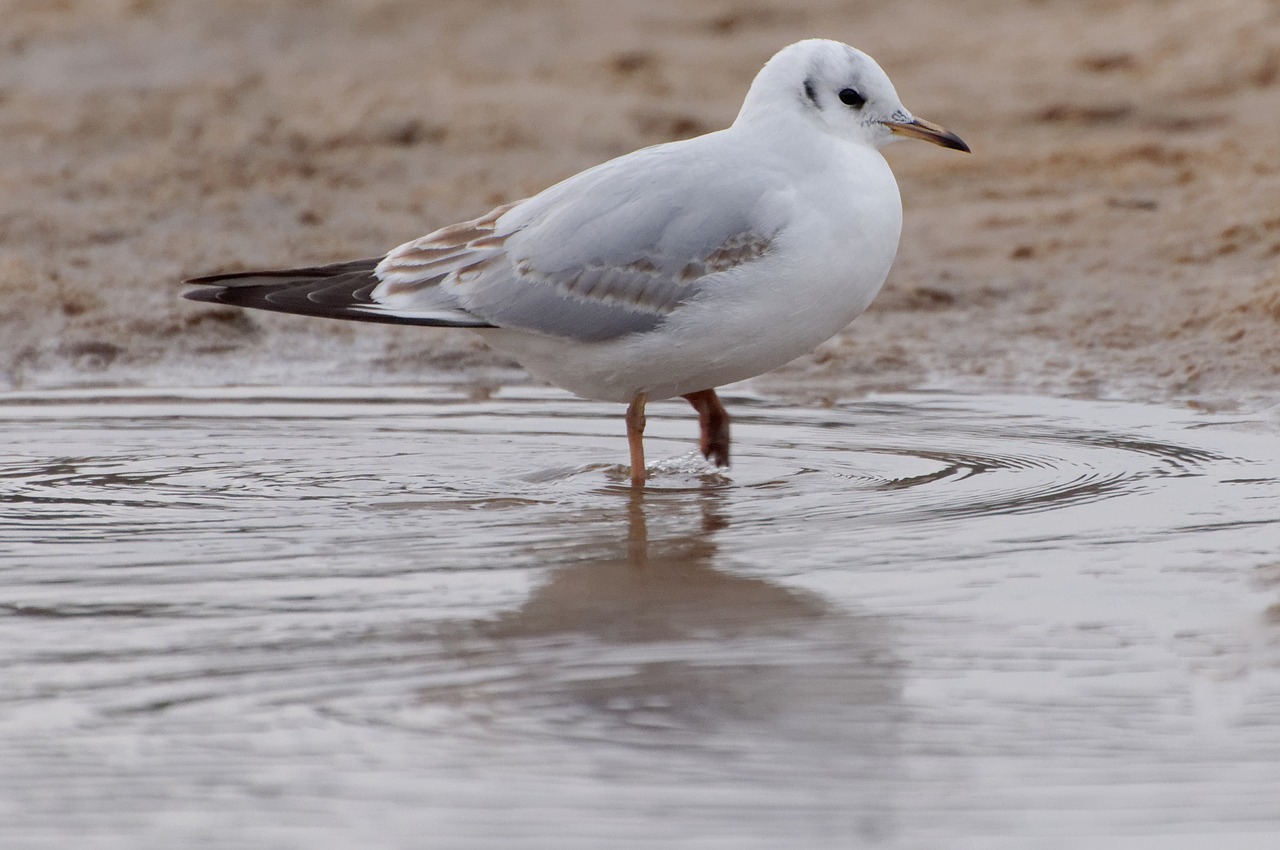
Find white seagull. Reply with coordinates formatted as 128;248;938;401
185;39;968;486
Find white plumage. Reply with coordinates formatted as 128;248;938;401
186;39;968;484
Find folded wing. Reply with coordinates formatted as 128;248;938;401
186;139;778;341
374;144;777;342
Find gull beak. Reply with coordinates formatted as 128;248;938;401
886;116;970;153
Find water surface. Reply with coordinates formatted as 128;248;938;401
2;387;1279;848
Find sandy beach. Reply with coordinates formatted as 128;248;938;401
2;0;1278;403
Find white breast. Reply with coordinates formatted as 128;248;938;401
481;144;903;403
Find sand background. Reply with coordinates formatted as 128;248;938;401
2;0;1278;408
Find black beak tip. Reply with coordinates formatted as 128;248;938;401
945;132;972;154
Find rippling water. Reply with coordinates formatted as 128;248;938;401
2;387;1279;848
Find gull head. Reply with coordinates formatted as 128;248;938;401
736;39;969;153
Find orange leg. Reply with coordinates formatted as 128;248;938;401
682;388;730;467
626;393;648;487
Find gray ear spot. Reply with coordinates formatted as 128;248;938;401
803;78;819;106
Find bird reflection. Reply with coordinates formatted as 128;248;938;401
424;485;904;771
487;488;835;646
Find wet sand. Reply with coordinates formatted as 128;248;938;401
1;0;1279;406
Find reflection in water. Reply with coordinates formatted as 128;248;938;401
4;388;1280;847
421;487;904;840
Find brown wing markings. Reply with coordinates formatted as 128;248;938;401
378;200;522;279
452;255;504;284
502;232;773;314
679;232;771;282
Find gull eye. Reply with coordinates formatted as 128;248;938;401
838;88;866;108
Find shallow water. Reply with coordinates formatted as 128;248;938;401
2;386;1279;849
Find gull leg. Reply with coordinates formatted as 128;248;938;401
626;393;648;487
682;388;730;467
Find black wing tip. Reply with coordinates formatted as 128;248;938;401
182;270;294;286
181;257;385;287
181;282;497;329
183;286;228;303
183;274;230;286
180;258;500;329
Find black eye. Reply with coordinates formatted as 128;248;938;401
838;88;866;108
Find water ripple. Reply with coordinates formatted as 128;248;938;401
2;387;1279;847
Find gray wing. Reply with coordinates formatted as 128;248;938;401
373;142;777;342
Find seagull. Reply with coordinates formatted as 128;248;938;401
185;39;968;486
